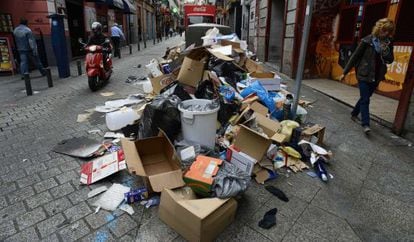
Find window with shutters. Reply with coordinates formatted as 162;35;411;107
359;0;388;38
337;6;359;44
394;0;414;44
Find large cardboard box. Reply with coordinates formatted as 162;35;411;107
245;58;264;73
177;48;208;87
159;187;237;242
254;113;286;143
233;125;272;161
121;131;185;192
150;74;176;94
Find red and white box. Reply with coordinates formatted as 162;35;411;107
80;150;127;185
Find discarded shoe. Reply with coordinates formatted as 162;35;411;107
363;126;371;134
258;208;277;229
265;186;289;202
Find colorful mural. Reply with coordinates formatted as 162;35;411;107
306;0;411;100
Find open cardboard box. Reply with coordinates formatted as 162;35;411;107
244;58;264;73
177;48;209;87
159;187;237;242
121;131;185;192
150;74;176;94
250;72;281;91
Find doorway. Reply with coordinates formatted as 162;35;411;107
266;0;285;69
65;0;85;58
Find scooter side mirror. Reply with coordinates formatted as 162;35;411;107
105;39;110;44
78;38;83;44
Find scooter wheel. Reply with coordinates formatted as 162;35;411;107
88;76;100;91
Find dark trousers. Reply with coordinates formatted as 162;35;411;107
352;81;379;127
111;36;121;58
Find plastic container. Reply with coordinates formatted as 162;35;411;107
142;78;153;94
105;107;140;131
145;59;163;77
178;99;220;149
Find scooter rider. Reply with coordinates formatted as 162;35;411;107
87;22;111;67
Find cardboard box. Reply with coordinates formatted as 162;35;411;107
183;155;223;197
254;113;286;144
150;74;176;94
177;48;208;87
121;131;185;192
245;58;264;73
80;150;126;185
250;72;281;91
226;145;257;175
234;125;272;161
159;187;237;242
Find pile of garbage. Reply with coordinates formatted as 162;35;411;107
57;28;333;241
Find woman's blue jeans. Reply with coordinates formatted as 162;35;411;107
351;81;379;127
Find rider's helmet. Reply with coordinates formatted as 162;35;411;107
91;22;102;35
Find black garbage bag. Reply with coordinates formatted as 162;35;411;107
217;98;240;126
195;80;216;99
160;81;192;101
138;95;182;141
209;58;245;89
213;162;251;199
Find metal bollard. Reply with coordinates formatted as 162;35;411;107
76;60;82;76
153;37;156;45
45;67;53;87
129;45;132;54
143;33;147;48
137;40;140;51
24;73;32;96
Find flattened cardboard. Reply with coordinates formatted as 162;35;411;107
245;58;264;73
80;150;127;185
233;125;271;161
207;48;234;61
159;187;237;242
150;74;176;94
121;131;185;192
250;101;268;116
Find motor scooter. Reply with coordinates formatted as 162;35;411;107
79;38;113;91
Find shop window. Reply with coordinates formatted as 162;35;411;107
394;0;414;44
337;6;358;43
360;0;388;38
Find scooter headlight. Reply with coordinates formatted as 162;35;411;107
88;46;97;52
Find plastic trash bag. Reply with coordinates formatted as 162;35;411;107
160;81;191;101
195;80;216;100
240;81;276;113
213;162;251;199
139;95;182;141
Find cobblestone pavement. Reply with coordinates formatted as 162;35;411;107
1;35;414;242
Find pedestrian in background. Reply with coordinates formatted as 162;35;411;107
340;18;395;134
110;23;125;59
13;18;46;79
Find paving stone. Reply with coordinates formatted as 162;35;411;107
0;196;7;209
40;233;60;242
50;182;75;199
56;170;79;184
282;223;331;242
107;214;138;238
45;157;66;169
216;221;272;242
34;178;59;193
80;228;115;242
16;207;47;230
59;220;90;242
58;160;80;172
1;168;27;182
44;197;73;216
16;174;42;188
0;202;27;224
37;213;68;238
39;167;62;180
63;202;92;222
0;182;17;195
85;210;116;229
7;185;35;204
68;187;91;205
4;226;39;242
24;162;48;175
0;221;16;241
25;191;54;209
135;215;177;241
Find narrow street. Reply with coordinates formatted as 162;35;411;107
1;36;413;242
